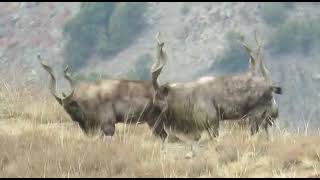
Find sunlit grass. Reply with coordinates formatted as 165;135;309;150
0;86;319;177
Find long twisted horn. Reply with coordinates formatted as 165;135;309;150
151;32;167;91
259;50;272;85
62;65;75;102
37;54;62;105
254;30;263;74
240;35;256;74
64;65;75;88
253;32;272;85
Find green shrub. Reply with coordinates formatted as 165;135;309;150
62;2;148;71
126;53;152;81
63;40;91;70
260;2;294;27
207;31;250;75
268;18;320;55
103;2;148;55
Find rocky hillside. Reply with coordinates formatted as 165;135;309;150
0;2;80;88
1;2;320;130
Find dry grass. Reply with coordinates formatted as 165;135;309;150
0;82;68;124
0;86;320;177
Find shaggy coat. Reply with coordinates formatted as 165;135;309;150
38;54;167;140
151;33;282;142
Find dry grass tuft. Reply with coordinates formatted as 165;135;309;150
0;83;68;124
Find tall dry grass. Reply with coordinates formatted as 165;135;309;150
0;81;68;124
0;84;320;178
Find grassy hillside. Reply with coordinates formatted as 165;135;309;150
0;85;320;178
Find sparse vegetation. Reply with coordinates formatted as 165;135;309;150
181;4;190;15
208;31;250;75
73;72;111;83
126;54;153;81
260;2;294;27
268;18;320;55
63;2;148;71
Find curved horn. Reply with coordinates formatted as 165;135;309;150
240;36;256;74
253;32;272;85
37;54;62;105
62;65;75;103
64;65;75;88
259;50;272;85
151;32;167;90
254;30;264;73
